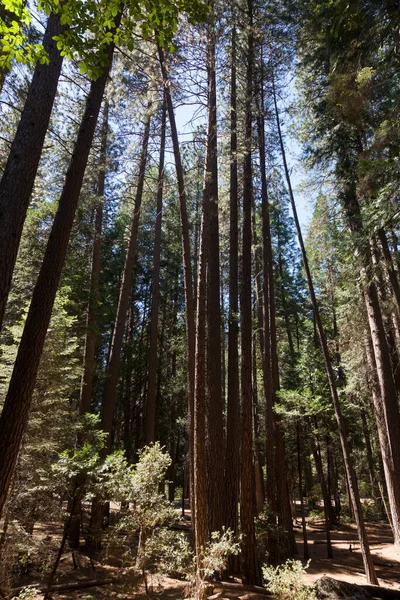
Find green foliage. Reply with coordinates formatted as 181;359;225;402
201;528;240;579
262;560;317;600
0;0;49;72
141;529;194;579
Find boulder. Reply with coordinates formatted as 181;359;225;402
315;576;372;600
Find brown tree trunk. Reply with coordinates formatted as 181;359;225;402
297;421;309;560
311;425;333;558
204;17;224;535
272;78;378;584
193;155;209;588
364;328;400;542
258;68;296;558
86;104;151;553
0;40;116;519
79;101;109;416
240;0;260;585
224;21;240;554
146;97;167;444
0;12;64;331
158;46;196;529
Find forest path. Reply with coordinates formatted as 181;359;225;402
296;520;400;590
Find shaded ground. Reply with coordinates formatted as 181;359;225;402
295;519;400;590
6;507;400;600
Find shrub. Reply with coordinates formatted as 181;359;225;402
262;559;317;600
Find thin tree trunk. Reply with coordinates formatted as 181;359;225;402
146;97;167;444
311;423;333;558
0;12;64;331
240;0;260;584
79;101;109;416
87;105;151;552
193;167;209;590
0;39;116;519
297;421;309;560
272;77;378;584
258;66;296;558
158;46;196;530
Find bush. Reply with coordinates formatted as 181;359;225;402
202;528;240;579
262;559;317;600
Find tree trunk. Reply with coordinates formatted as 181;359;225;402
297;421;309;560
0;12;64;331
204;17;224;535
240;0;260;585
146;97;166;444
0;39;116;519
364;328;400;542
87;105;151;553
258;66;296;558
272;77;378;585
158;46;196;530
311;425;333;558
225;22;240;551
193;154;209;587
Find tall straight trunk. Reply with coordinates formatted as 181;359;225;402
296;421;309;560
79;101;109;416
146;97;167;444
158;46;196;527
258;69;296;557
253;334;265;515
193;183;209;589
360;408;378;498
0;40;116;519
0;12;64;331
240;0;260;585
204;16;224;536
87;107;151;552
99;106;151;452
311;423;333;558
272;79;378;585
364;328;400;542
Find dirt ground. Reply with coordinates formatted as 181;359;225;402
9;512;400;600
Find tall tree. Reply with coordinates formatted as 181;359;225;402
240;0;260;584
0;34;117;519
146;97;167;444
0;12;64;331
272;78;378;585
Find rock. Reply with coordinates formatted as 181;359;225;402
315;576;372;600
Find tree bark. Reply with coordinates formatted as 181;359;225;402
0;12;64;332
364;328;400;542
0;39;116;519
204;17;224;535
297;421;309;560
258;66;296;558
158;46;196;530
146;97;167;444
226;142;240;529
240;0;260;585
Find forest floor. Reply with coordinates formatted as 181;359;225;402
8;507;400;600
